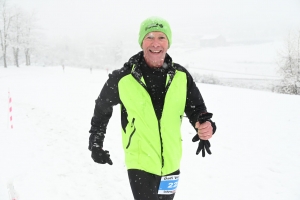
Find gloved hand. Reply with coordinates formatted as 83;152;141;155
192;135;211;157
91;147;113;165
89;132;113;165
192;112;213;157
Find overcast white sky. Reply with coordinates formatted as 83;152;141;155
8;0;300;42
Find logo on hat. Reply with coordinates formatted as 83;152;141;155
145;23;164;31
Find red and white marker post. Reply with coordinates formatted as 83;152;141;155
8;91;13;129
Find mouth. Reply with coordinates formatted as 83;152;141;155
149;49;162;54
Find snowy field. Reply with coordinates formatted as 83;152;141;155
0;65;300;200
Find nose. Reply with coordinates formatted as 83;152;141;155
151;37;161;47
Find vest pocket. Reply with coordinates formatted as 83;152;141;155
126;118;136;149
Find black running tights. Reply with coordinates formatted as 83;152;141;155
127;169;180;200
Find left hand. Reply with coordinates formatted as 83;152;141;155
195;121;213;140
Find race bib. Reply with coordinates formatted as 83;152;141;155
158;175;180;195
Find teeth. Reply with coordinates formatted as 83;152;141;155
151;50;160;53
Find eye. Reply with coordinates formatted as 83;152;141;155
146;35;154;40
159;36;166;40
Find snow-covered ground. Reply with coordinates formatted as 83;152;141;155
169;40;282;78
0;65;300;200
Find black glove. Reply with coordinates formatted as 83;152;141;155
192;135;211;157
89;132;113;165
192;112;213;157
91;147;113;165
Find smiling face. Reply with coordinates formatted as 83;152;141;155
142;31;169;68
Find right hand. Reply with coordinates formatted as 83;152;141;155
88;132;113;165
194;121;213;140
192;112;214;157
91;146;113;165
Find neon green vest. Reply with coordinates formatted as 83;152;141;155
118;67;187;176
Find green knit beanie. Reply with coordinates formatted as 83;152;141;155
138;16;172;48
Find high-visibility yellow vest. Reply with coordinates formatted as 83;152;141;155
118;65;187;175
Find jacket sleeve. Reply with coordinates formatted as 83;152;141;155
89;70;122;134
184;69;208;127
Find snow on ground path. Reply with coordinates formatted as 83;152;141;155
1;66;300;200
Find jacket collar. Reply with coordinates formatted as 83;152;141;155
128;51;175;80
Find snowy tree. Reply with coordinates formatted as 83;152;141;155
276;30;300;95
21;11;37;66
0;0;14;68
0;1;38;67
10;7;23;67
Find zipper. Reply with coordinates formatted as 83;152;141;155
126;118;136;149
159;73;175;174
158;120;164;171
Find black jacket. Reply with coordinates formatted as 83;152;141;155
90;51;211;134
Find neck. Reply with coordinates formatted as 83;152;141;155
144;57;164;68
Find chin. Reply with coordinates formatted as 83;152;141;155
151;60;164;68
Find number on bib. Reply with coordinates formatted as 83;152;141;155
158;175;180;195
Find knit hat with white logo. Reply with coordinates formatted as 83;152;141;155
138;16;172;48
